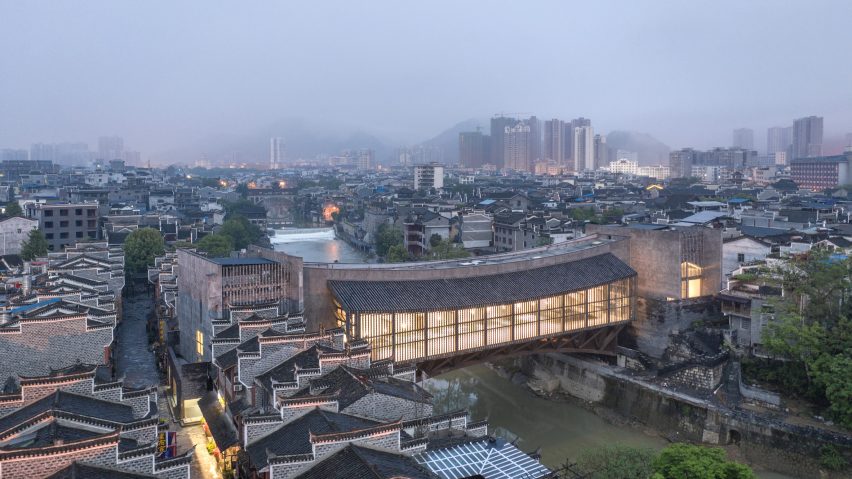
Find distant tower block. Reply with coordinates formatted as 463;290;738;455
270;137;286;169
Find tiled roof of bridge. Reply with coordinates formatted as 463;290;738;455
328;253;635;313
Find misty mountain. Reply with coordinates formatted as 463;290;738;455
419;118;487;164
605;131;671;166
155;118;394;165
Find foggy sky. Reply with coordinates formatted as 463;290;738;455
2;0;851;160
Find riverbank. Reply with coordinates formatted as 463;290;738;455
508;354;851;479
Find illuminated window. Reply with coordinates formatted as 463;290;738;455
196;330;204;357
681;262;703;298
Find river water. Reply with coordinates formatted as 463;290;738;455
271;228;793;479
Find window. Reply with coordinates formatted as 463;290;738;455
76;231;83;238
44;210;53;217
737;253;745;262
88;220;96;228
59;232;68;239
60;209;68;216
87;209;96;217
75;220;82;227
44;221;53;228
75;208;83;215
196;330;204;356
45;233;54;239
87;231;96;239
681;262;703;299
60;221;68;227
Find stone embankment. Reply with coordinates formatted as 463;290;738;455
517;353;852;479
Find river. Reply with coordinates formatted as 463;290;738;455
270;227;369;263
270;227;794;479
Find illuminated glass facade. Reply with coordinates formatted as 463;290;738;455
334;276;635;362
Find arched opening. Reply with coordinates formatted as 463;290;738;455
728;429;741;445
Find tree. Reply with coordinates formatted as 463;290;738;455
124;228;165;275
374;224;403;257
759;252;852;426
21;229;48;260
235;182;249;198
4;201;22;217
429;233;443;248
573;444;657;479
195;234;234;258
386;244;410;263
429;239;470;260
652;444;755;479
219;216;263;250
536;236;554;247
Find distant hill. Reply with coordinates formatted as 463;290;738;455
153;117;393;166
419;118;487;164
605;130;670;166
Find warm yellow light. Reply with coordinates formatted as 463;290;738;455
323;204;340;221
278;180;287;188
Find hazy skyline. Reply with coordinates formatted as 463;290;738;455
2;0;851;161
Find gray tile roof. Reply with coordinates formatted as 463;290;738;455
295;444;437;479
245;409;383;466
329;253;635;312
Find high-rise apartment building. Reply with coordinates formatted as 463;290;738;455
458;131;490;168
792;116;824;159
0;149;28;163
670;148;697;178
490;116;515;168
593;134;608;170
270;137;285;169
504;122;532;172
30;142;90;165
98;136;124;161
544;119;565;165
357;149;374;170
414;163;445;190
732;128;754;150
767;126;793;155
572;124;595;171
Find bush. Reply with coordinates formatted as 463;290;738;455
819;445;847;471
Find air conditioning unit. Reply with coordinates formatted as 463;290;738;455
233;384;244;392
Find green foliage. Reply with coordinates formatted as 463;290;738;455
652;444;755;479
124;228;165;275
195;234;234;258
386;244;409;263
573;444;657;479
759;252;852;427
4;201;22;216
536;236;554;247
819;445;847;471
171;241;194;250
374;223;403;257
429;233;443;248
602;207;625;223
428;239;470;260
569;207;598;222
219;216;263;250
21;229;48;261
235;183;249;198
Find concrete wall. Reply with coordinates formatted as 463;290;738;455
522;354;852;479
176;249;221;362
587;225;723;300
302;235;631;331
